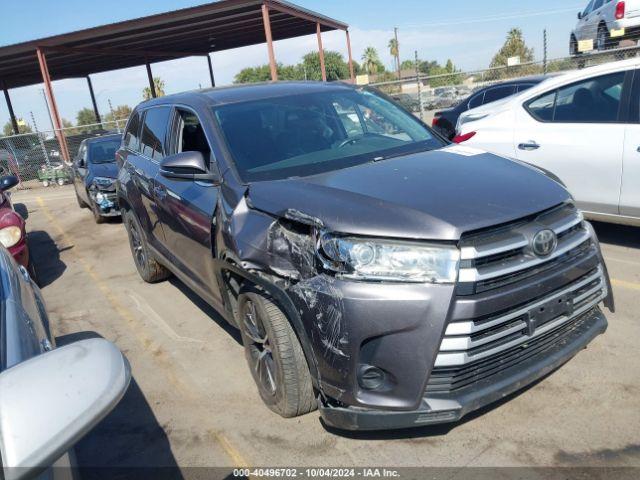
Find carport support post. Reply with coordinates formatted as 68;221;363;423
36;47;71;163
1;81;19;135
316;23;327;82
207;54;215;87
145;59;156;98
86;75;101;125
346;30;355;83
261;4;278;82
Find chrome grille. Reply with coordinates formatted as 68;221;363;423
457;203;591;293
435;266;606;368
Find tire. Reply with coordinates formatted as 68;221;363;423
597;25;609;51
42;180;49;188
238;287;316;418
57;178;65;186
75;187;88;208
570;35;579;56
123;210;170;283
92;201;106;224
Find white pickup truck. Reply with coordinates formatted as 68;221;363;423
571;0;640;53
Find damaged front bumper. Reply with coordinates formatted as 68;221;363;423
90;189;120;217
318;307;607;430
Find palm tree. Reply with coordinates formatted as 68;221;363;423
361;47;380;75
388;38;400;75
142;77;166;100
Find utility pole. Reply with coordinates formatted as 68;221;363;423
108;98;121;133
543;29;548;74
415;50;424;120
394;27;401;80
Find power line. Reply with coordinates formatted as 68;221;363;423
401;6;583;29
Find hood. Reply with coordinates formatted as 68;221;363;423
89;162;118;179
247;146;570;241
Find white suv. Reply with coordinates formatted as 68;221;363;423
571;0;640;53
455;58;640;227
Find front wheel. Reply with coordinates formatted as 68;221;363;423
123;210;170;283
238;287;316;418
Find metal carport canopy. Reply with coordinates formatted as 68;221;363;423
0;0;349;89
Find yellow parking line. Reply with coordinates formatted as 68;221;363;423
35;197;251;469
611;278;640;291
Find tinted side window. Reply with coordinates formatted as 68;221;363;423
483;85;516;105
526;72;625;123
468;93;484;109
140;107;171;160
125;112;141;152
516;83;535;93
593;0;604;10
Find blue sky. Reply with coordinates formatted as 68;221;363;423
0;0;584;132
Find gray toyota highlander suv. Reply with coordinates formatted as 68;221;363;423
116;82;613;430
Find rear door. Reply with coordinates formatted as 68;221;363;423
128;106;172;252
620;69;640;218
154;106;223;308
514;70;629;215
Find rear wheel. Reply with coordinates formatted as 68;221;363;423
570;35;579;56
238;287;316;418
123;210;170;283
597;25;610;51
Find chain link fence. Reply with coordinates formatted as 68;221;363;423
369;46;640;125
0;118;127;189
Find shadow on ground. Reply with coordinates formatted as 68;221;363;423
168;277;243;346
592;221;640;249
14;202;29;220
57;331;183;480
27;230;68;287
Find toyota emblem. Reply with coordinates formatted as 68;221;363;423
532;229;557;257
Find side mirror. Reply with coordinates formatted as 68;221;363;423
0;175;19;192
578;12;583;19
0;339;130;480
160;151;220;183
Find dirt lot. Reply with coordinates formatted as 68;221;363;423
12;185;640;476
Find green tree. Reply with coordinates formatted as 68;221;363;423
388;38;400;76
142;77;166;100
103;104;132;123
2;119;32;136
301;51;350;81
361;46;382;75
400;59;416;71
488;28;537;80
76;107;97;127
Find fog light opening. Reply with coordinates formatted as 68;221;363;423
358;364;386;391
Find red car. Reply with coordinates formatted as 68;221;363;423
0;175;32;275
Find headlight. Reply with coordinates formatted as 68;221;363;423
95;191;105;203
319;234;460;283
0;226;22;248
93;177;114;188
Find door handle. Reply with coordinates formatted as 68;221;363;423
518;141;540;151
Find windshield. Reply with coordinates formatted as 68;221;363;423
88;138;120;164
213;88;445;182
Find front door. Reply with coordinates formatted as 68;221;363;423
514;70;627;215
154;107;222;308
73;142;90;204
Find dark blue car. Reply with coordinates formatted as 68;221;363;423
72;134;122;223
